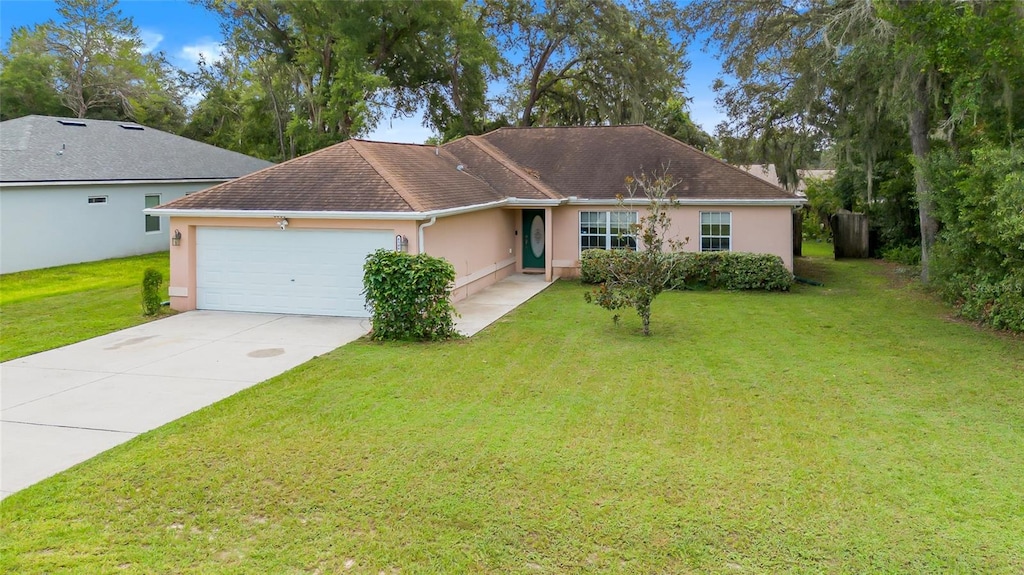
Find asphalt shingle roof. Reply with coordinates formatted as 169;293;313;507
154;125;800;213
0;115;272;183
478;125;794;201
161;140;510;212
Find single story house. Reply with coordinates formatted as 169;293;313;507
738;163;836;196
149;125;804;317
0;115;273;274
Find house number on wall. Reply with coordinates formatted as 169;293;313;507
530;215;544;258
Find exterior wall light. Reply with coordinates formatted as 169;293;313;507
395;234;408;253
171;229;182;246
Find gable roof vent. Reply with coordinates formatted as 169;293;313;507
57;119;87;127
120;124;145;131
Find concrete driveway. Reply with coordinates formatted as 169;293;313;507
1;311;369;497
0;273;553;499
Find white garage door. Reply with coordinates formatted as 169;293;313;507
196;227;393;317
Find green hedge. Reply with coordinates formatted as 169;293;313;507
363;250;459;341
942;271;1024;332
581;250;793;291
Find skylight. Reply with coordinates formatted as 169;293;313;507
57;120;87;127
120;124;145;131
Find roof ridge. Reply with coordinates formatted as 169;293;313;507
638;125;797;198
461;136;563;200
349;140;424;212
351;138;436;148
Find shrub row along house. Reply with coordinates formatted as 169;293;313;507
148;125;804;317
0;115;273;274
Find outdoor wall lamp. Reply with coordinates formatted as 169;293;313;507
171;229;182;246
395;234;408;253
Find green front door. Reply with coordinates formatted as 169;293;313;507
522;209;545;269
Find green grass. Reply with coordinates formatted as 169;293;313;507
0;252;172;361
3;247;1023;573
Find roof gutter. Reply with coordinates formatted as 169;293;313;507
418;217;437;254
144;196;805;220
504;198;564;207
565;197;806;207
145;198;512;220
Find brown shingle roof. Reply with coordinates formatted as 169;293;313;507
160;141;414;212
352;140;504;211
478;125;797;201
443;137;561;200
158;125;799;213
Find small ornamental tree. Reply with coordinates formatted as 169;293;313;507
584;168;688;335
363;249;459;341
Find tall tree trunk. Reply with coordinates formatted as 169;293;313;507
268;87;286;161
908;72;938;283
519;41;556;126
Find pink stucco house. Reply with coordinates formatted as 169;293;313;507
148;125;804;317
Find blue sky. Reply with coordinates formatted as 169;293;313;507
0;0;727;143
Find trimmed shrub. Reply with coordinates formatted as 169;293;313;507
363;249;459;341
582;250;792;292
580;249;636;284
670;252;793;291
141;268;163;316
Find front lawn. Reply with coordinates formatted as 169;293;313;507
2;251;1022;573
0;252;172;362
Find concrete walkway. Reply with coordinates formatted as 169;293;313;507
1;274;552;497
454;273;551;336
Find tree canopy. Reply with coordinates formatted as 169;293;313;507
3;0;713;155
0;0;186;129
484;0;689;128
688;0;1024;330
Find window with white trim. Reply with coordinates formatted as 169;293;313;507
145;194;161;232
87;196;107;204
700;211;731;252
580;211;638;252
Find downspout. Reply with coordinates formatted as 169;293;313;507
418;217;437;254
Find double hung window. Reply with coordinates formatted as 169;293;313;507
700;211;731;252
145;194;161;232
580;211;638;252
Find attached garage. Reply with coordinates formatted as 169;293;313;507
195;227;393;317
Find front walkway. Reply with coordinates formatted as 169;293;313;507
454;273;552;336
0;274;554;497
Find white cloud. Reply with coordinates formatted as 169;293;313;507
178;39;226;70
139;29;164;55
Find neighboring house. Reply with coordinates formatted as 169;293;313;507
149;125;804;318
0;115;273;274
739;163;836;196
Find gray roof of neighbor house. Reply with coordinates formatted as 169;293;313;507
156;125;802;214
0;115;273;183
